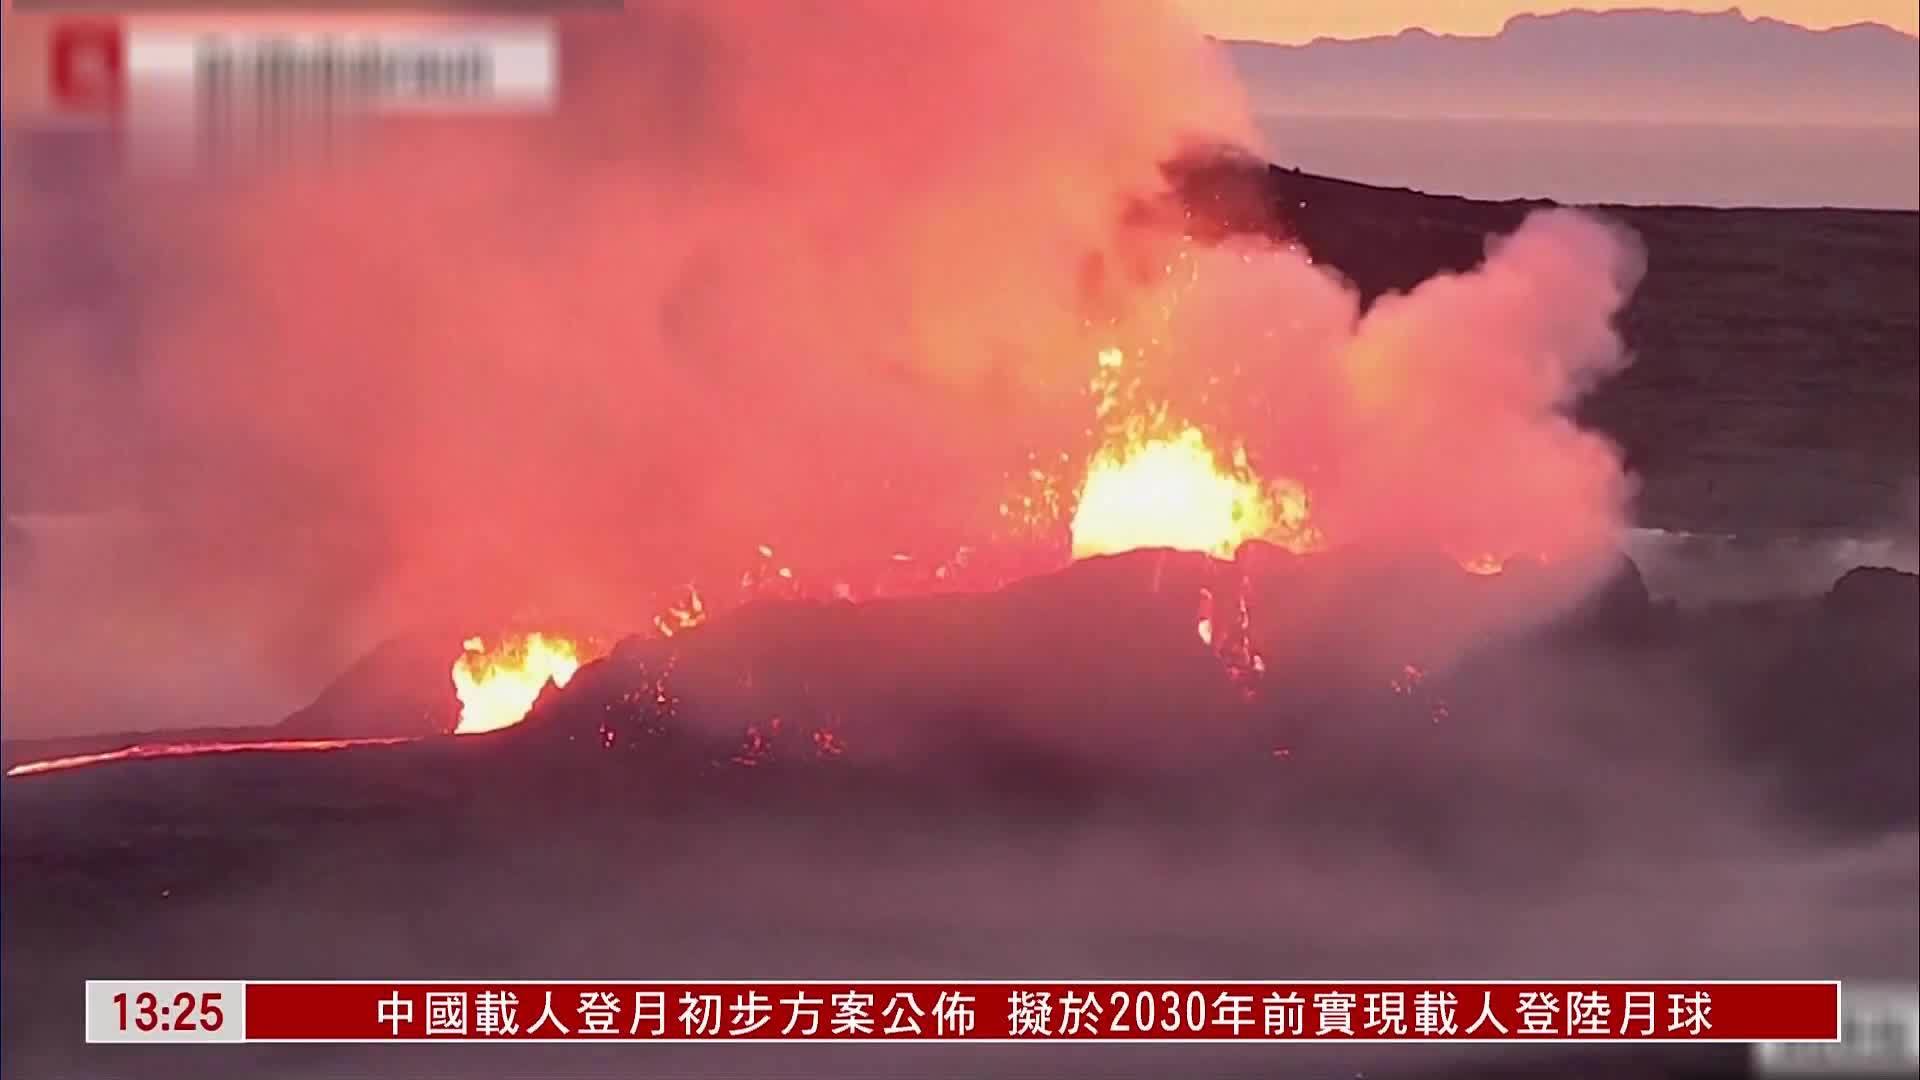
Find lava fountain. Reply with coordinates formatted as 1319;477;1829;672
1068;346;1320;560
1071;426;1306;559
7;632;599;778
451;633;588;735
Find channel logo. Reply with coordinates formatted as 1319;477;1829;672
11;14;557;174
49;21;124;112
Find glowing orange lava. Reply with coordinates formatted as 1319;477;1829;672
4;737;415;778
653;586;708;638
1064;344;1321;561
451;633;586;735
1072;427;1301;559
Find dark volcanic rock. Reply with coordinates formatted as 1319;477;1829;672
1159;144;1307;244
242;541;1919;839
516;549;1256;771
276;633;462;739
1826;566;1920;633
504;546;1672;775
1559;554;1654;640
1719;566;1919;828
1814;566;1920;690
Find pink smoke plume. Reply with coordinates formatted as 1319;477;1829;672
3;2;1643;732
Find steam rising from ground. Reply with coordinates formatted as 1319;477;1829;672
1155;211;1642;572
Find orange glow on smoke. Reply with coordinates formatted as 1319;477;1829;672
4;737;415;778
451;633;586;735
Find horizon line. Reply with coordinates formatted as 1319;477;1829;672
1211;6;1919;48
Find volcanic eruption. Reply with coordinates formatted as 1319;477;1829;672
6;20;1915;1080
4;6;1651;775
451;633;591;735
1;194;1650;772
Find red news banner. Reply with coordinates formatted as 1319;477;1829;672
88;981;1839;1043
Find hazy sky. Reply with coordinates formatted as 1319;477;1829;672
1177;2;1918;208
1180;1;1920;42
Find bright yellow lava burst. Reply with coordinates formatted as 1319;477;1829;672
1068;346;1319;561
451;633;584;735
1071;427;1283;559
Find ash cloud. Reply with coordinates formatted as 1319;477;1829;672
3;2;1251;733
12;1;1632;733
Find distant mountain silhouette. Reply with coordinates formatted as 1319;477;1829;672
1223;8;1919;125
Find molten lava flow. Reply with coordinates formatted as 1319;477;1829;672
451;633;585;735
4;737;414;778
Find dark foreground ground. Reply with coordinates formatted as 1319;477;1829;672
4;745;1913;1080
5;550;1916;1079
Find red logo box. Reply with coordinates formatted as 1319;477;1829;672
50;22;124;112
